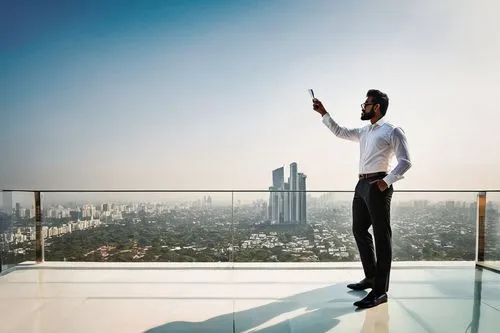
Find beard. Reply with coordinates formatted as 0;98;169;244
361;110;375;120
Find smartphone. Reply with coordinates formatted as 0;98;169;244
308;89;315;99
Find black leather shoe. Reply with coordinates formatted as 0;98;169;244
354;291;388;309
347;278;374;290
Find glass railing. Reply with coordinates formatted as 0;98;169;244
233;191;478;262
0;191;36;272
1;189;499;271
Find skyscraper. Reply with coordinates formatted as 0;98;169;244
269;186;280;223
298;173;307;223
289;162;298;222
283;182;290;222
272;167;284;189
268;163;307;224
15;202;21;219
270;167;285;223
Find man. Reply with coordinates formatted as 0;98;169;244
312;89;411;309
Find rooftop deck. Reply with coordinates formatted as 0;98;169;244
1;261;499;333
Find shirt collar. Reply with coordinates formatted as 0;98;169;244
371;117;387;128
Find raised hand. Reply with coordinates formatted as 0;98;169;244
312;98;327;116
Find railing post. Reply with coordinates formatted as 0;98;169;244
35;191;44;263
476;191;486;263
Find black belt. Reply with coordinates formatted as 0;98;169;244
359;172;387;180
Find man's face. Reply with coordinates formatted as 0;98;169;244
360;97;377;121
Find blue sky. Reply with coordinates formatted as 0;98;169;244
1;0;500;192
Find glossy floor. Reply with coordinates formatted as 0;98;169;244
0;262;499;333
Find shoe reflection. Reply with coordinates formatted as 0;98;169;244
360;302;389;333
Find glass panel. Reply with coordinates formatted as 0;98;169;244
0;191;36;272
41;191;232;262
392;192;477;261
485;191;500;269
307;191;359;262
2;190;483;267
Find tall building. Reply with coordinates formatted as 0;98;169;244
15;202;21;219
272;167;284;189
298;173;307;223
268;187;273;220
268;163;307;224
269;186;279;223
289;162;298;222
283;182;290;222
270;167;285;223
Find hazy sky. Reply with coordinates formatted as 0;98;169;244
1;0;499;192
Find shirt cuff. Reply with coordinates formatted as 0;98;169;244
383;173;403;187
322;113;331;124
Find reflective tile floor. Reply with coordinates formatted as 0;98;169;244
0;262;499;333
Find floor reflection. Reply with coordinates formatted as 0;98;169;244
468;268;483;333
360;303;389;333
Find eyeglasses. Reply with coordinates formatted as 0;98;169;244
361;103;376;110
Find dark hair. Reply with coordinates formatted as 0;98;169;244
367;89;389;117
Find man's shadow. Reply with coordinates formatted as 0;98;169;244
143;284;371;333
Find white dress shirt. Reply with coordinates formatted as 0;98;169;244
322;113;411;186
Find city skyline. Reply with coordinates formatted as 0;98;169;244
1;1;500;191
2;193;498;263
3;189;500;210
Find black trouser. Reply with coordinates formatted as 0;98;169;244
352;177;394;293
